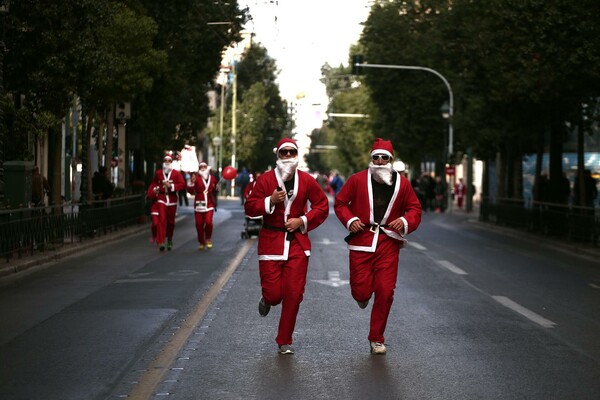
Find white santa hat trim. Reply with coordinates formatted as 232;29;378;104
273;138;298;155
370;138;394;158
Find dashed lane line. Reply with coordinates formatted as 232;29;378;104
437;260;468;275
492;295;557;328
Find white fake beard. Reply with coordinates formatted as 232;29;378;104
199;169;210;180
369;162;394;185
276;157;299;181
163;163;172;173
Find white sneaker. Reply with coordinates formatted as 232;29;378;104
279;345;294;354
369;341;387;355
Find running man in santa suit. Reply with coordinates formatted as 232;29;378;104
244;138;329;355
187;161;219;250
147;151;186;251
334;138;422;355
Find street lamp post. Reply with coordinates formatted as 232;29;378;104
218;81;225;178
0;0;10;208
353;60;455;213
441;100;453;213
353;62;454;156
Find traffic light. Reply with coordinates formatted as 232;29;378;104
115;102;131;121
351;55;364;75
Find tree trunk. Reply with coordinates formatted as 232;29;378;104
533;128;544;202
577;120;585;206
548;119;564;204
81;104;96;204
48;124;63;208
105;104;114;169
497;150;506;199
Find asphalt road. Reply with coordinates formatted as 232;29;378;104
0;198;599;400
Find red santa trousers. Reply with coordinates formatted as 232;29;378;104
349;233;400;343
156;203;177;245
259;238;309;346
194;210;214;245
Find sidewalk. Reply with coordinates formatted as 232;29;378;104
0;196;245;286
0;221;150;287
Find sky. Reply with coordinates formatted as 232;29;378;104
237;0;372;134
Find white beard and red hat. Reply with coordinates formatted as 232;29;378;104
163;151;174;173
198;162;211;180
273;137;299;181
369;138;395;186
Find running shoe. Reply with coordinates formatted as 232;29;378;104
279;345;294;355
369;341;387;355
258;297;271;317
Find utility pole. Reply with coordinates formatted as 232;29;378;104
230;61;237;197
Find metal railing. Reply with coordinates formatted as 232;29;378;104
0;194;147;262
479;196;599;246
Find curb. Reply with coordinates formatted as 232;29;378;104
467;218;600;263
0;222;149;287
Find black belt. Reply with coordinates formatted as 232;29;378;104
344;222;389;243
262;224;287;232
262;224;294;241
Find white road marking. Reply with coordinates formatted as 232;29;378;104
114;278;184;284
128;272;154;278
408;241;427;250
492;296;556;328
314;238;334;245
313;271;349;287
437;260;468;275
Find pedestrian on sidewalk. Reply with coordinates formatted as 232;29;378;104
187;162;219;250
334;138;422;355
147;151;185;251
244;137;329;355
454;178;467;209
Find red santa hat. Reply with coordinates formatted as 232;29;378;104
273;137;298;155
199;161;208;169
163;151;174;161
370;138;394;158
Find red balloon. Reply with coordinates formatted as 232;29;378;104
222;166;238;180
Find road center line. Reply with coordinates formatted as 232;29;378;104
492;295;556;328
127;240;254;400
437;260;468;275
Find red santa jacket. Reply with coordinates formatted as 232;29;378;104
244;168;329;261
147;169;185;207
187;173;219;212
243;180;256;200
334;169;422;252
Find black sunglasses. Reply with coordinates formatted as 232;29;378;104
372;154;391;161
279;148;298;156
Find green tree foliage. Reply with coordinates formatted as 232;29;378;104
358;0;600;199
215;43;290;173
133;0;248;160
360;1;450;172
1;0;250;205
313;61;377;176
